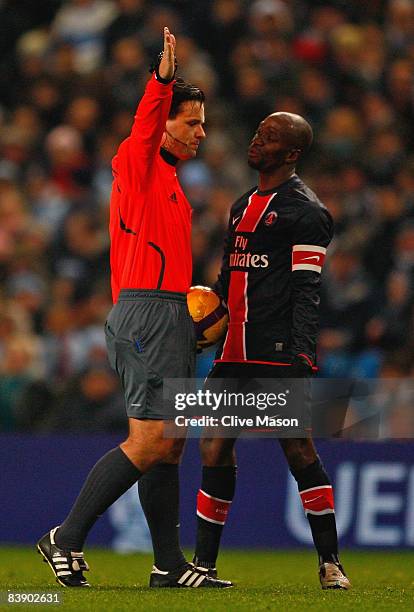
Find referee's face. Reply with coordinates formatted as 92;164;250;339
248;116;299;172
164;101;206;160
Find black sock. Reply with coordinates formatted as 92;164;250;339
138;463;186;571
56;447;141;551
290;457;339;564
194;466;236;568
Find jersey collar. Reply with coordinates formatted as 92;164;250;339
160;147;179;166
257;174;298;196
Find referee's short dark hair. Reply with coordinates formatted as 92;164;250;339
169;78;205;118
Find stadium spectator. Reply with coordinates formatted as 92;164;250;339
45;363;126;433
0;333;44;431
104;0;147;59
105;36;147;110
50;0;118;73
365;270;413;352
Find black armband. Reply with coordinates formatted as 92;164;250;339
149;51;177;84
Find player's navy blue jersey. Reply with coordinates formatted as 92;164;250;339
214;174;333;367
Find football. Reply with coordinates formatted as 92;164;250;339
187;285;228;349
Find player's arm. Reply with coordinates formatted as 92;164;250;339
290;206;334;371
114;27;176;189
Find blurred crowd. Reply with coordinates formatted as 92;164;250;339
0;0;414;436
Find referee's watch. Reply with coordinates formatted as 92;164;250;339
149;51;178;84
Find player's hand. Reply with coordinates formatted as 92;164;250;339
158;27;176;81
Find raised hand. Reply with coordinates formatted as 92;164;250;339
158;27;176;81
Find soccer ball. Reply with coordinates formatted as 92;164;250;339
187;285;228;349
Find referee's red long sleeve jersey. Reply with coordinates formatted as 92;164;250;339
109;74;192;303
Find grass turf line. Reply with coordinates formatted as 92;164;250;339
0;548;413;611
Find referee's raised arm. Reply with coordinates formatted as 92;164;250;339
116;27;177;189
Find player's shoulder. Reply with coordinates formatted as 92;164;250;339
284;176;332;222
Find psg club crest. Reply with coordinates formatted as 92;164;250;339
264;211;278;226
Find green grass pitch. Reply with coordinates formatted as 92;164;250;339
1;548;413;611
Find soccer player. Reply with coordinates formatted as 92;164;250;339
37;27;230;589
193;112;351;590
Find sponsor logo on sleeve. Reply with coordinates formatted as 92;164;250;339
292;245;326;273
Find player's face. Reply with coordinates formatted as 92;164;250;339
164;101;206;160
248;117;298;171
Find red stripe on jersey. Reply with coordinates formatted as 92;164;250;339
197;489;232;525
221;271;248;360
300;485;334;514
292;244;326;273
236;192;276;232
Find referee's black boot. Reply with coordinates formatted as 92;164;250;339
193;556;218;578
150;562;232;588
37;527;90;587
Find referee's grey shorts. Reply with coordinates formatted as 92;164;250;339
105;289;196;420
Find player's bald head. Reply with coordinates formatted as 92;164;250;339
266;112;313;156
248;112;313;172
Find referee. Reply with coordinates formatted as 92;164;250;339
37;27;230;589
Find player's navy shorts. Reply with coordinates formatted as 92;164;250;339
207;361;305;404
209;362;294;380
207;362;311;437
105;289;196;420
